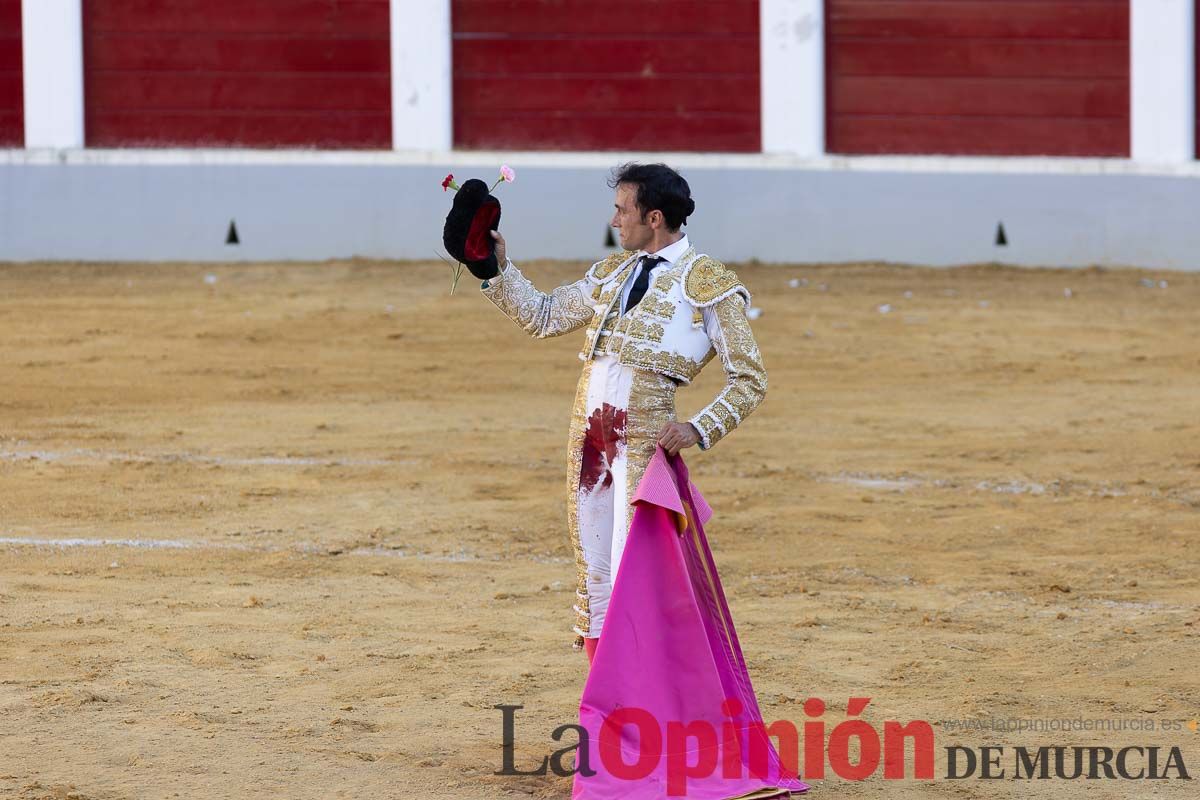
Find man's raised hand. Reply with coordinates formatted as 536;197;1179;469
490;230;507;266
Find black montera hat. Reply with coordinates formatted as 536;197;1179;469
442;178;502;280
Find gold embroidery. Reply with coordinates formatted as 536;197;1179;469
594;307;626;355
710;402;736;432
622;317;665;344
596;333;625;356
637;293;674;320
683;256;749;307
625;369;678;510
691;411;718;445
688;294;767;449
597;281;622;307
653;248;695;298
483;262;595;338
582;311;612;356
620;344;704;384
579;264;636;359
588;250;637;282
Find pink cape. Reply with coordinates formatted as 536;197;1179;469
574;448;808;799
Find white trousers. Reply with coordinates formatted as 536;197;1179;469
576;354;636;639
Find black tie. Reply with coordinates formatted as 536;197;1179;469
624;255;664;314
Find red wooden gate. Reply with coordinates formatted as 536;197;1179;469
825;1;1130;156
0;0;21;146
83;0;391;148
452;0;760;152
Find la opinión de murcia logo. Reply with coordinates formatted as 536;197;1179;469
496;699;1194;794
946;744;1191;780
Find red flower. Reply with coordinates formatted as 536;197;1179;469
441;173;458;192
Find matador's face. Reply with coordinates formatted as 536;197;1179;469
610;183;656;253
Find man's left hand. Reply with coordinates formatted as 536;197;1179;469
658;422;701;456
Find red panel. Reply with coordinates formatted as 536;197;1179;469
90;74;390;112
87;35;390;73
826;0;1131;157
0;0;21;146
456;76;759;114
88;0;388;35
832;76;1127;118
454;112;761;152
830;116;1129;157
454;38;757;77
452;0;760;152
86;112;391;149
832;40;1127;79
84;0;391;148
830;2;1128;40
454;1;757;35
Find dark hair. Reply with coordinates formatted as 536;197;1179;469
607;162;695;231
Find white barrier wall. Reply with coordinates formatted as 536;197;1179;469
1;150;1198;270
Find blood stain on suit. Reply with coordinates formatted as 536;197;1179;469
580;403;627;492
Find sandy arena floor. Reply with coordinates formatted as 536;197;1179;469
0;258;1197;799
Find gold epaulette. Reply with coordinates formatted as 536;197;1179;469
682;255;749;307
587;250;637;283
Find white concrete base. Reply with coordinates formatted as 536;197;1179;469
1;150;1198;270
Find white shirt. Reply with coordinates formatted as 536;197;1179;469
618;235;691;315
